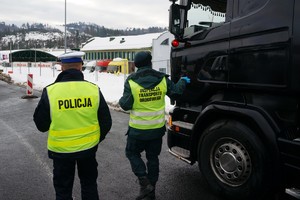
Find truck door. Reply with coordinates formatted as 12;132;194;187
187;0;232;84
292;0;300;91
228;0;294;88
175;0;233;105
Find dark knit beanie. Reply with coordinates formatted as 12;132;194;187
134;51;152;68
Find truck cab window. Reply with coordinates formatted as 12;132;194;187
184;1;227;36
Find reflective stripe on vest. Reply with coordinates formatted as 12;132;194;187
47;81;100;153
128;77;167;130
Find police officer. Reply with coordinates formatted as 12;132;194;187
33;51;112;200
119;51;190;200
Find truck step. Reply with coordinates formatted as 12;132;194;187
286;188;300;199
172;121;193;130
169;147;191;164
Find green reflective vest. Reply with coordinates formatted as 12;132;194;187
47;81;100;153
128;77;167;130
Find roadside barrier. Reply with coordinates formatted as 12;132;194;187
22;74;38;99
27;74;33;95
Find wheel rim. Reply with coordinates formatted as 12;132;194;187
210;137;252;187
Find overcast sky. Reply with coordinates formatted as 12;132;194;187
1;0;171;29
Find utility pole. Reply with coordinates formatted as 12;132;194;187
9;38;13;71
64;0;67;53
9;39;12;64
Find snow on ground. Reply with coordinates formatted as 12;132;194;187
0;66;173;113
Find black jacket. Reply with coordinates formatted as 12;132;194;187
33;69;112;158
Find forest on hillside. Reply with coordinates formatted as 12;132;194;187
0;22;168;50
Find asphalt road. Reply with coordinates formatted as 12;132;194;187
0;80;291;200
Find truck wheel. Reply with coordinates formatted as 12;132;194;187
198;120;271;200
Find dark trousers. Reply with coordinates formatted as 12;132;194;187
52;155;99;200
125;136;162;186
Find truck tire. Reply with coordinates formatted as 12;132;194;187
198;120;272;200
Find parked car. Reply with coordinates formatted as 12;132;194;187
96;59;112;73
83;60;96;73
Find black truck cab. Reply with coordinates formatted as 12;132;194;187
167;0;300;199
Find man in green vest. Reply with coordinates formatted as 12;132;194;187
33;51;112;200
119;51;190;200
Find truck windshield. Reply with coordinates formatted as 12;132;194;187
183;0;227;36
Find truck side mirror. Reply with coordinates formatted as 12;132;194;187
169;4;186;38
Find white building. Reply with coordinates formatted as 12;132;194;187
152;31;174;74
80;31;174;74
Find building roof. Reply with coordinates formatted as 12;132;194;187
81;32;165;51
9;49;58;62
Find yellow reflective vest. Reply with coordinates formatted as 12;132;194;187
47;81;100;153
128;78;167;130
